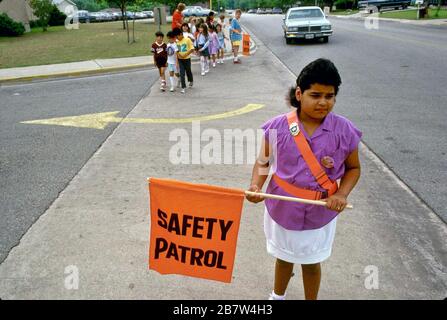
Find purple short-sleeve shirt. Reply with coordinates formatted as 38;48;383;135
262;111;362;231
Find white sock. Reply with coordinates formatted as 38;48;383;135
169;76;174;87
200;57;205;72
269;291;286;300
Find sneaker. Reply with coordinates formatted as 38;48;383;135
188;82;193;87
160;86;165;91
213;62;216;67
170;87;174;92
181;88;186;94
205;68;209;73
201;72;205;76
268;291;286;300
221;59;224;64
233;60;241;64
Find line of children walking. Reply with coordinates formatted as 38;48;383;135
150;12;242;94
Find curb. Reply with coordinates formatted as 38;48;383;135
0;63;154;84
0;37;257;84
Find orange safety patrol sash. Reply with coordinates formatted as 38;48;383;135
272;111;338;200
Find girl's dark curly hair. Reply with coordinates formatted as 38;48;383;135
288;58;342;111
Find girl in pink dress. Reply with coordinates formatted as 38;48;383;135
246;58;362;300
208;25;220;68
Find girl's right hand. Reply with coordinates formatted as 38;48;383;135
245;185;265;203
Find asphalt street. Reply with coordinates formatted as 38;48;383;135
242;14;447;223
0;70;159;262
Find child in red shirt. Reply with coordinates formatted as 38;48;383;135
151;31;168;91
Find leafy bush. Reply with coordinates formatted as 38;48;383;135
0;13;25;36
334;0;355;10
29;20;40;28
48;4;67;26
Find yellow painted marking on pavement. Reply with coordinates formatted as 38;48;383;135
20;104;265;129
21;111;120;130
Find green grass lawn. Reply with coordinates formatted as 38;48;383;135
380;8;447;19
0;21;171;69
331;9;359;15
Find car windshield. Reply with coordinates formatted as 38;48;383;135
288;9;323;19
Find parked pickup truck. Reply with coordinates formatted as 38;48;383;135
358;0;411;12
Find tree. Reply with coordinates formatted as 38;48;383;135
73;0;108;11
102;0;135;30
30;0;53;31
48;4;68;26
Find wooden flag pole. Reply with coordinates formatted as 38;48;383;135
244;190;354;209
148;178;353;209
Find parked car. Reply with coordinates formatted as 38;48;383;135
125;11;135;19
272;7;283;14
111;12;122;20
142;10;154;18
282;6;333;44
76;10;90;23
265;8;273;14
256;8;266;14
88;12;102;22
358;0;411;12
135;12;147;19
247;9;257;14
182;6;211;17
101;12;113;21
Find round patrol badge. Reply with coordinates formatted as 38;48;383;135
321;156;335;169
289;122;299;136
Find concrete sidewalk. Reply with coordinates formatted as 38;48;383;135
0;36;255;83
0;30;445;299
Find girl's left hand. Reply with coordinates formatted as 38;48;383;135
323;193;348;213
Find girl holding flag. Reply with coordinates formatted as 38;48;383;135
246;58;362;300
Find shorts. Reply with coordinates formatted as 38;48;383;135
168;63;178;73
232;40;241;47
155;58;167;69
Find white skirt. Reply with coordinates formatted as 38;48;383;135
264;208;337;264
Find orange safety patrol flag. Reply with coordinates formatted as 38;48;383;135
148;178;245;283
242;33;250;56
